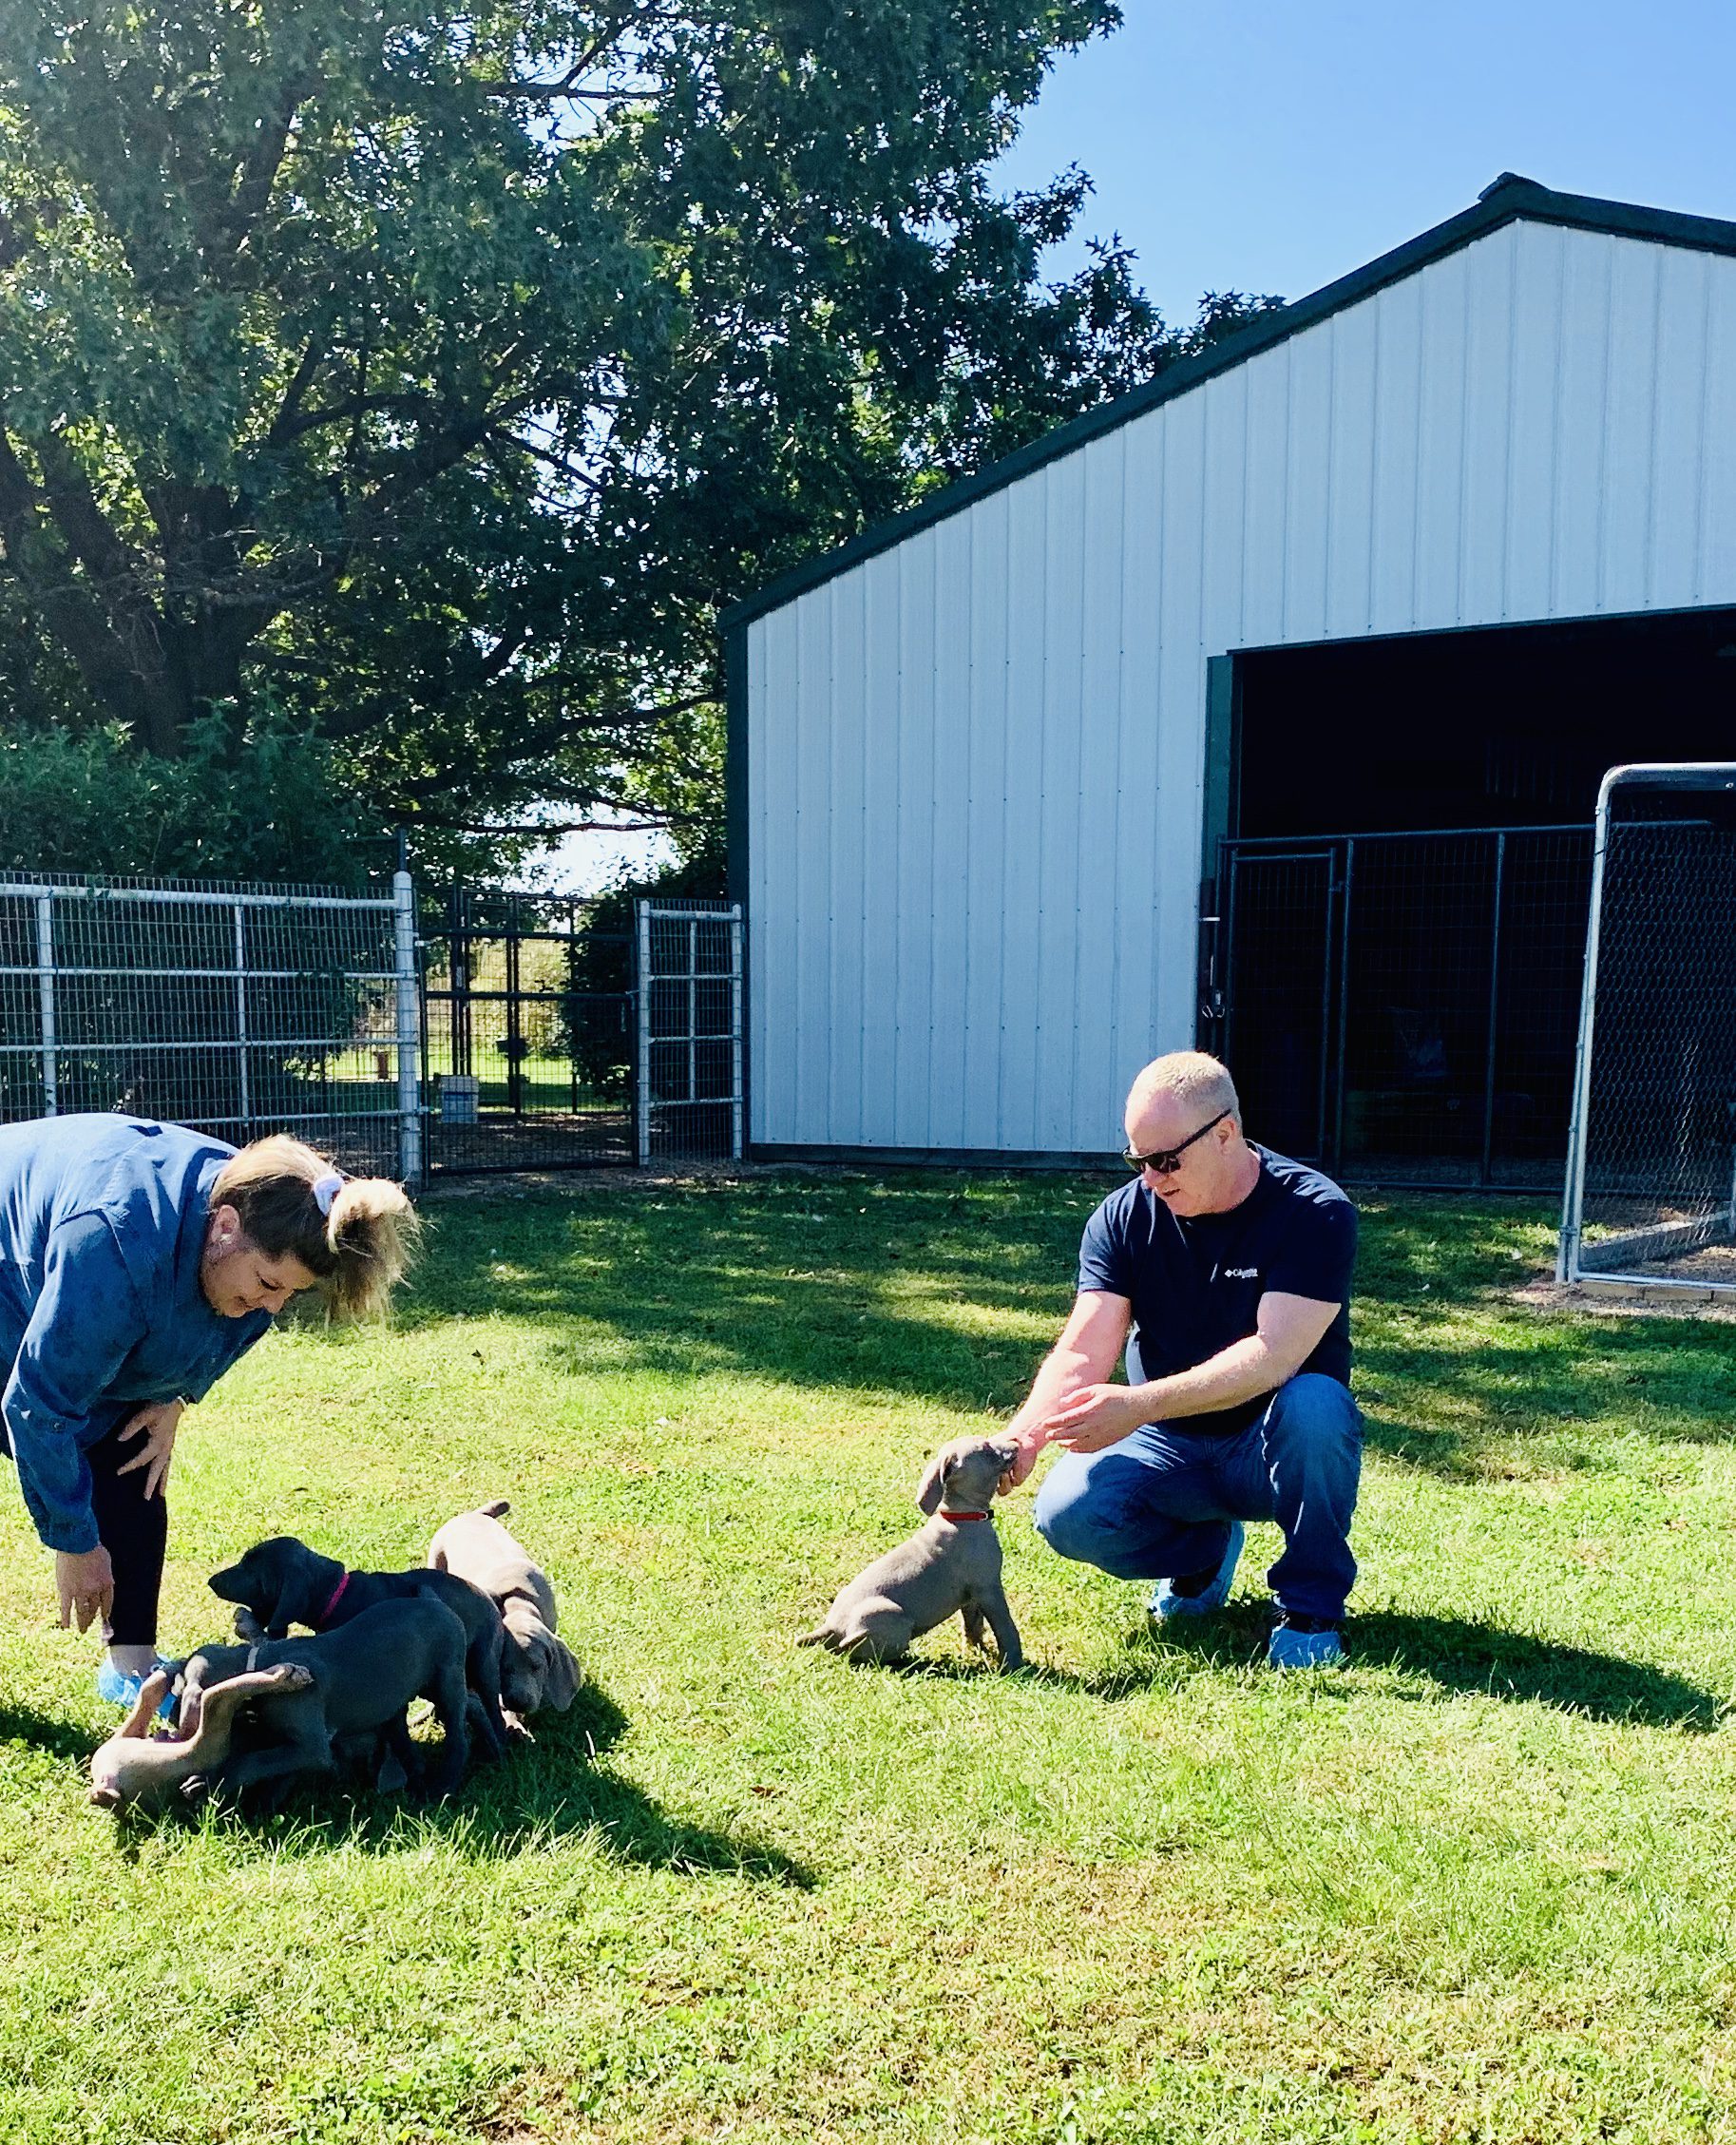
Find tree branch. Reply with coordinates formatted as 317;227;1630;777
265;336;332;449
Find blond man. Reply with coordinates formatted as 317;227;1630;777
1000;1052;1362;1669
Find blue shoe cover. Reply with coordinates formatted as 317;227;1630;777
1148;1521;1245;1623
1268;1620;1345;1672
96;1659;176;1718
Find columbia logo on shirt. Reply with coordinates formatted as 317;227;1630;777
1222;1267;1260;1279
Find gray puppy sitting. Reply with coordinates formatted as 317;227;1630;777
800;1434;1023;1671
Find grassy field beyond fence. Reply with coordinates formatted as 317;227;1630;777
4;1172;1736;2144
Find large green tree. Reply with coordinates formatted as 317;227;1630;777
0;1;1270;862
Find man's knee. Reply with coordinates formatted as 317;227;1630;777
1264;1374;1362;1461
1033;1454;1154;1572
1032;1461;1106;1564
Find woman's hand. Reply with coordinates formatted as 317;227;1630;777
56;1544;115;1633
116;1398;185;1500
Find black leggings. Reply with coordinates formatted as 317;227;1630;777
86;1417;170;1648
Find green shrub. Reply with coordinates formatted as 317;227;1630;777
0;716;384;889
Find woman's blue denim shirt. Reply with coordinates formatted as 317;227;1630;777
0;1117;273;1552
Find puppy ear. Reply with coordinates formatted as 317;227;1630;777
915;1447;954;1515
544;1637;581;1713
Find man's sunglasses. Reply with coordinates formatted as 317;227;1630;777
1122;1109;1231;1176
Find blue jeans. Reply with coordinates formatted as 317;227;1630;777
1032;1374;1363;1623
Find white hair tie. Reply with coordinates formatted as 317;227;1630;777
312;1172;345;1216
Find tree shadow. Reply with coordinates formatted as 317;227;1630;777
396;1172;1097;1417
365;1174;1736;1490
1081;1603;1717;1730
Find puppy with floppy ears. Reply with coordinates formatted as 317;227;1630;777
427;1500;581;1720
208;1534;514;1757
800;1434;1024;1670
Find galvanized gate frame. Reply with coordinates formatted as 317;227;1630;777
635;900;744;1166
1557;762;1736;1290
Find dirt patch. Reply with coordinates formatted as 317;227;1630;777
1513;1276;1736;1321
420;1159;820;1199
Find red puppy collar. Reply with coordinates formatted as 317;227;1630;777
938;1509;991;1522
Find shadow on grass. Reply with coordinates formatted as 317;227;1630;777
1082;1603;1718;1729
105;1678;812;1886
388;1179;1736;1482
0;1700;101;1765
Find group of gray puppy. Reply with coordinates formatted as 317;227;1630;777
89;1500;580;1814
90;1430;1028;1816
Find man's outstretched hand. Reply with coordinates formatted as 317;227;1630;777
996;1436;1044;1497
1038;1383;1152;1455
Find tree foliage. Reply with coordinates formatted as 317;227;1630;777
0;1;1277;867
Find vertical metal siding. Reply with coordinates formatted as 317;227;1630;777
1368;272;1424;633
826;575;867;1143
749;221;1736;1155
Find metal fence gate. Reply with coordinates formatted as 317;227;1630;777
1207;826;1593;1188
0;871;418;1178
1558;767;1736;1293
421;891;744;1174
636;901;743;1163
420;888;636;1173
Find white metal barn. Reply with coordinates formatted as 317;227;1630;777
723;177;1736;1174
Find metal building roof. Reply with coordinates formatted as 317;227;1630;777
722;175;1736;633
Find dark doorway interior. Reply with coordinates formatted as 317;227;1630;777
1235;606;1736;838
1212;608;1736;1187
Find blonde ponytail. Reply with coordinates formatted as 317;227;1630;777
323;1177;420;1320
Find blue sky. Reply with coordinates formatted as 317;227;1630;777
994;1;1736;325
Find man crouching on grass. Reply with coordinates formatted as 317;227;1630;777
997;1051;1363;1670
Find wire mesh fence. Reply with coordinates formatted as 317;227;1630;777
418;891;744;1173
0;871;416;1176
1216;826;1594;1188
1559;768;1736;1295
637;902;743;1163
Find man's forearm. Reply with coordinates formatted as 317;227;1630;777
1126;1334;1290;1426
1008;1346;1104;1448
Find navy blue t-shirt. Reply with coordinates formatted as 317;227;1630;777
1077;1144;1356;1437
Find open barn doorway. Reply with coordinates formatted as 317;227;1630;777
1204;607;1736;1186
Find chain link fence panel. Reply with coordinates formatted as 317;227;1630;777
1560;767;1736;1295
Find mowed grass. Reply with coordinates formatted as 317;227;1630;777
5;1173;1736;2145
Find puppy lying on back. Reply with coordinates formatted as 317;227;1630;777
209;1534;512;1758
428;1500;580;1717
171;1598;475;1805
89;1663;312;1813
800;1435;1024;1671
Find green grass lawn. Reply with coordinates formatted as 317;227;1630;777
5;1174;1736;2145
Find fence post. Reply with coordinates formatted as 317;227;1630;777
393;867;423;1184
233;904;251;1134
635;899;652;1167
34;894;57;1117
730;904;744;1161
1557;788;1615;1282
1330;840;1354;1172
1479;832;1506;1190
